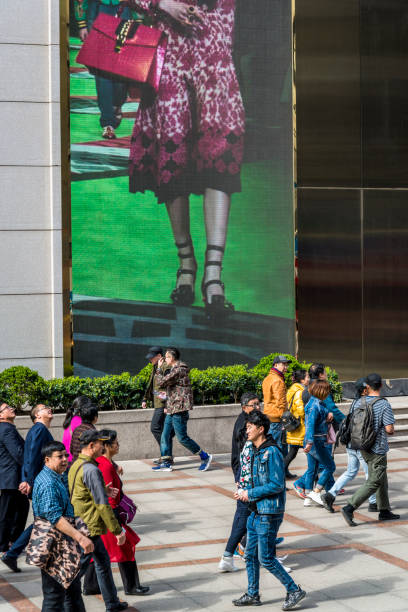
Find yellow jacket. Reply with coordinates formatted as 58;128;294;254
285;383;306;446
262;369;287;422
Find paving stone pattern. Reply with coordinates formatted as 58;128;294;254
1;449;408;611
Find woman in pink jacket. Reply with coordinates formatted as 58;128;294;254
61;396;93;462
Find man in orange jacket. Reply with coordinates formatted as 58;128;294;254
262;355;290;451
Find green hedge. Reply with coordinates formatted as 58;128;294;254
0;355;342;413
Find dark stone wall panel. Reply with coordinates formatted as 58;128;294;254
297;189;363;379
363;191;408;376
296;1;361;187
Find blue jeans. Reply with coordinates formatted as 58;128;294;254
160;411;200;458
6;523;32;559
225;499;250;555
293;450;319;491
87;1;130;128
82;536;120;611
294;457;335;492
304;438;336;491
329;448;376;504
268;422;288;457
151;406;174;454
245;513;298;597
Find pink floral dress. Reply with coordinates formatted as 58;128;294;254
128;0;245;203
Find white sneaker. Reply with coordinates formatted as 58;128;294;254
308;490;324;506
304;497;313;507
277;555;288;562
277;558;292;573
218;555;239;572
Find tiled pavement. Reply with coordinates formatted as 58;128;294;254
2;449;408;611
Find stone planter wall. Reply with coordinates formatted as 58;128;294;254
15;402;350;460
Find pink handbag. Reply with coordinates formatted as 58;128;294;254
117;493;137;525
76;13;167;92
326;423;337;445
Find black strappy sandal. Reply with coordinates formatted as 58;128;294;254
201;245;234;321
170;240;197;306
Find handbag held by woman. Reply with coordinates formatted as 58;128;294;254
116;493;137;525
281;396;301;432
76;12;167;92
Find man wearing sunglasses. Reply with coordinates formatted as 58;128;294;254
0;402;29;559
2;404;54;572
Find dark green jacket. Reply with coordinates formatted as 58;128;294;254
68;453;121;537
144;363;171;409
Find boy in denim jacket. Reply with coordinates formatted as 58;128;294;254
232;411;306;611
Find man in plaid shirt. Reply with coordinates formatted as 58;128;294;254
32;441;94;611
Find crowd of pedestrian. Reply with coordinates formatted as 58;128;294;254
0;347;401;611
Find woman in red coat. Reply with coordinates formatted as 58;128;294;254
82;429;149;596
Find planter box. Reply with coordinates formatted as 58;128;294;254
15;402;351;460
15;403;243;460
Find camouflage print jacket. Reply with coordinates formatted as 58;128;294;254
156;362;193;415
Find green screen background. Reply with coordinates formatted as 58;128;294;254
69;1;295;375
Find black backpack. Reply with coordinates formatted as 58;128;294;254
349;397;381;452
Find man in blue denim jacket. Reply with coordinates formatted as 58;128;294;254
232;411;306;611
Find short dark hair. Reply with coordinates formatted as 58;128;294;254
42;441;66;459
80;404;98;424
30;404;44;423
240;392;259;407
292;369;307;384
309;380;331;401
99;429;117;450
165;347;180;361
308;363;325;380
354;377;366;399
246;410;270;436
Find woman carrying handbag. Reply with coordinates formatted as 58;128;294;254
82;429;150;596
301;381;336;507
127;0;245;321
74;0;135;140
284;369;310;479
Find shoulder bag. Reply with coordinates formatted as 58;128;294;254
281;395;301;432
116;492;138;525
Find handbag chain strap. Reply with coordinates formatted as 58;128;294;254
115;20;132;52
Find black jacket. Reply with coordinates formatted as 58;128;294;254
231;411;249;482
0;422;25;489
144;363;171;409
21;422;54;487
